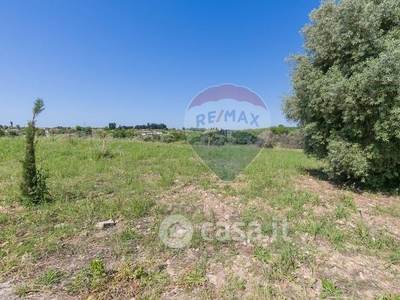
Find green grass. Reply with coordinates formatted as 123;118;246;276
320;278;342;299
37;269;63;285
0;136;399;299
180;256;208;289
192;144;262;180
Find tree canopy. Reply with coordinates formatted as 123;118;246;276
283;0;400;188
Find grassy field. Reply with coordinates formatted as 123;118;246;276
0;137;399;299
191;144;262;180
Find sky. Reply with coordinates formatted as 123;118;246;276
0;0;321;129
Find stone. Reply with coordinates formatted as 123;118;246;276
95;219;116;229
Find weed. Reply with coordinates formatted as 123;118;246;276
255;240;302;281
230;276;246;291
129;198;155;218
335;204;349;219
388;249;400;266
304;215;345;247
120;228;140;242
37;269;63;285
377;294;400;300
0;213;10;224
320;278;341;299
133;265;148;279
68;259;109;293
355;221;370;240
93;147;114;160
90;259;107;278
372;205;400;218
180;255;208;289
271;241;299;275
113;264;136;282
309;215;328;240
327;227;346;246
340;194;357;212
68;268;93;293
182;268;207;288
253;246;271;262
14;284;35;296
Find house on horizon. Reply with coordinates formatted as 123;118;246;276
139;130;163;136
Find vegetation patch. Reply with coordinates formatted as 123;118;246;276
0;138;399;299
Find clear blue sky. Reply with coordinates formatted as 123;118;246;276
0;0;321;129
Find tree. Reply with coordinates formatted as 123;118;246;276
36;128;46;137
20;98;50;204
200;132;227;146
231;131;257;145
270;125;290;135
108;122;116;130
112;129;126;139
283;0;400;188
84;126;92;136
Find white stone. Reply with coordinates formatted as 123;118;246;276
95;219;116;229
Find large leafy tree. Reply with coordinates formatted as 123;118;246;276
283;0;400;188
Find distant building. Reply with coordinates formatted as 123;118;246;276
140;130;163;136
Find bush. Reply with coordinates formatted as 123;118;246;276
20;99;51;205
257;131;275;148
160;131;185;143
200;132;227;146
186;132;202;145
8;131;18;137
231;131;257;145
112;129;126;139
36;129;45;137
274;131;304;149
324;140;369;182
125;129;136;138
256;130;304;149
270;125;290;135
161;134;177;143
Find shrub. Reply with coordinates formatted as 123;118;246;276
257;131;275;148
231;131;257;145
112;129;126;139
185;132;202;145
270;124;290;135
161;134;177;143
324;140;369;181
200;132;227;146
8;131;18;137
36;128;46;137
161;131;185;143
20;98;51;205
274;131;304;149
